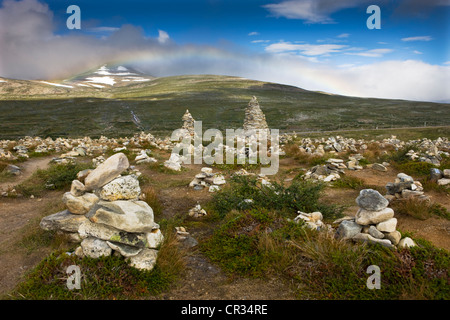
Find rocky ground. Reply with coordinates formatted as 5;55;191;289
0;129;449;299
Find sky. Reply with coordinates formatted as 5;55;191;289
0;0;449;102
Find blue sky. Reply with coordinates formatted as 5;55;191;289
0;0;449;101
47;0;449;65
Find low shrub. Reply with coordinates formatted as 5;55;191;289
210;175;343;220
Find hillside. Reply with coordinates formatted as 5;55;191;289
0;66;449;139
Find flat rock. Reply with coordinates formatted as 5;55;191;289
106;241;142;257
352;233;394;248
355;207;394;225
99;175;141;201
84;153;129;191
78;219;149;247
368;225;385;239
356;189;389;211
87;200;155;233
40;210;88;233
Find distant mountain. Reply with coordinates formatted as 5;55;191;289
0;64;155;97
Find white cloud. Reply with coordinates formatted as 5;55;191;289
251;40;270;44
413;50;423;54
346;48;394;58
263;0;376;23
0;0;448;103
337;33;350;38
401;36;433;42
248;32;260;36
157;30;170;44
265;41;347;55
86;27;120;33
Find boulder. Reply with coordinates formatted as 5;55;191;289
397;173;414;183
376;218;397;233
40;210;88;233
385;181;413;195
87;200;155;233
99;175;141;201
81;237;112;258
356;189;389;211
62;192;99;215
129;248;158;271
355;207;394;225
335;220;362;239
443;169;450;179
84;153;129;190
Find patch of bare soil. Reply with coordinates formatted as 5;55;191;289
0;192;62;297
0;156;53;193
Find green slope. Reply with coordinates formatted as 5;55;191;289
0;74;449;139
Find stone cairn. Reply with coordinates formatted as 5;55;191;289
40;153;163;271
243;96;269;131
335;189;416;249
181;109;196;136
385;173;428;202
189;167;226;192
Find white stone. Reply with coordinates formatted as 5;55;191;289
209;185;220;192
146;229;164;249
376;218;397;233
81;237;112;258
368;225;385;239
355;207;395;225
213;174;226;185
99;175;141;201
437;178;450;186
62;192;99;215
70;179;86;197
129;248;158;271
85;153;129;190
398;237;416;249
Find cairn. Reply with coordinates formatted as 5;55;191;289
385;173;428;202
243;96;269;131
189;167;226;192
335;189;416;249
40;153;163;271
181;109;196;136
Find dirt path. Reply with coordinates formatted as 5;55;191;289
0;156;54;192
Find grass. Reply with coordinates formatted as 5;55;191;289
391;198;450;220
201;207;450;299
15;162;93;197
1;74;449;140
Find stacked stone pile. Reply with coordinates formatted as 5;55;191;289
293;211;328;231
189;167;226;192
304;158;346;182
335;189;416;249
243;96;269;131
385;173;428;202
39;153;163;271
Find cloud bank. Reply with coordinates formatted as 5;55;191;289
0;0;449;102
